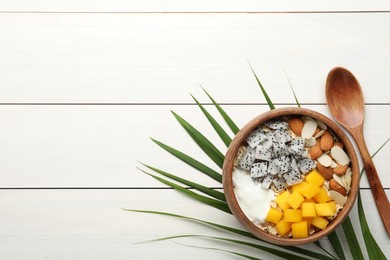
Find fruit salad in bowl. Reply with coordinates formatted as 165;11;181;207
223;107;359;245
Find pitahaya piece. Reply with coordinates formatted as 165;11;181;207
268;160;279;175
288;138;305;156
255;145;273;161
237;147;256;170
290;158;299;172
250;162;268;179
263;120;289;130
273;155;291;174
273;177;287;191
297;158;316;173
261;174;274;189
274;129;292;143
246;127;267;148
273;141;288;158
283;169;302;186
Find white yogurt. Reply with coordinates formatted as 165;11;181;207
233;168;275;224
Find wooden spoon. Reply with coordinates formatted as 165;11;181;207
326;66;390;235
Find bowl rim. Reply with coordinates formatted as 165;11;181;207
222;107;360;245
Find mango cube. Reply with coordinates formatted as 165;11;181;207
306;169;325;187
300;182;321;199
276;190;291;210
302;217;313;229
313;188;331;203
311;216;329;230
315;202;337;216
284;209;302;222
291;182;307;194
266;208;283;224
292;221;309;238
287;191;304;210
302;202;317;217
276;219;292;237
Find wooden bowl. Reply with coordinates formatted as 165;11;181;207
222;107;359;245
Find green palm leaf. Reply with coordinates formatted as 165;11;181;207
342;217;364;260
201;87;240;134
139;163;226;202
327;230;346;260
249;65;275;110
282;66;301;107
150;138;222;183
171;111;225;168
147;235;311;260
138;169;231;214
191;94;232;147
127;210;334;260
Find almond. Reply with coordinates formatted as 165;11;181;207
333;164;348;175
334;142;344;149
317;163;333;180
320;131;334;151
329;179;347;196
288;117;304;136
309;140;323;159
313;127;321;137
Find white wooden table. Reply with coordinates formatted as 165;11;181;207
1;1;389;259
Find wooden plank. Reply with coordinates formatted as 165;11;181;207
0;189;388;259
0;0;389;12
0;13;389;103
0;104;388;188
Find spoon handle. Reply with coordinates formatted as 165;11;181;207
351;127;390;236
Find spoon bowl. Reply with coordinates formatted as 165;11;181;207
326;67;390;235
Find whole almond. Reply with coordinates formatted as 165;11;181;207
317;163;333;180
313;127;321;136
310;140;323;159
333;164;348;175
320;131;334;151
329;179;347;196
288;117;304;136
334;142;344;149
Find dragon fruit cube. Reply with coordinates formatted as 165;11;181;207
255;145;273;161
237;147;256;170
263;120;289;130
250;162;268;178
297;158;316;174
274;129;292;143
246;127;267;148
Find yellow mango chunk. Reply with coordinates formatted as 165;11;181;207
292;221;309;239
302;217;313;229
300;182;321;199
311;216;329;230
306;169;325;187
328;201;336;212
276;190;291;210
291;182;307;194
276;219;292;237
302;202;317;217
266;208;283;224
315;202;337;216
313;188;331;203
287;191;305;210
284;209;302;223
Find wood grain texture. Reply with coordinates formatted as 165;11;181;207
0;13;389;103
0;189;388;259
0;105;388;188
0;0;389;12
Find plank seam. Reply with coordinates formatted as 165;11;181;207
0;11;389;14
